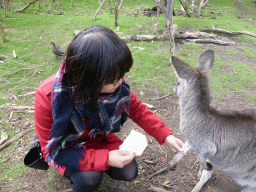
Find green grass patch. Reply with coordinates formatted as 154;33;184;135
45;169;58;187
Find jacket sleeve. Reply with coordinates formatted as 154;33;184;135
34;82;110;175
128;92;172;145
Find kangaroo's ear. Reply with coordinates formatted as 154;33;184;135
171;56;195;80
196;50;214;74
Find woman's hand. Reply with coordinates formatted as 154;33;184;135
107;150;136;168
165;135;184;151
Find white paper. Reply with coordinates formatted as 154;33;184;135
119;130;148;156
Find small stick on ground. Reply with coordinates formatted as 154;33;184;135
0;104;34;110
0;124;33;152
148;185;171;192
148;159;177;179
0;140;21;164
162;175;180;188
0;157;10;164
149;142;191;178
18;91;36;98
155;93;174;100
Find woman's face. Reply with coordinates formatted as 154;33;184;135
101;79;122;93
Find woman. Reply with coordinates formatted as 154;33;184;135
35;25;184;192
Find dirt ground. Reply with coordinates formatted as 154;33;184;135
1;1;256;192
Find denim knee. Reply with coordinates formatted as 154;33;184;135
65;169;103;192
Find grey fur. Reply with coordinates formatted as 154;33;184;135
171;50;256;192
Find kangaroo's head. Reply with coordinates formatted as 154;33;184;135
171;50;215;108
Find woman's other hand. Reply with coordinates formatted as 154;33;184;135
107;150;136;168
165;135;184;151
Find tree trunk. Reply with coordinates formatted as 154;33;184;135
108;0;112;13
196;0;203;17
58;0;61;9
8;0;14;13
202;0;209;8
4;0;8;17
118;0;123;10
166;0;175;56
94;0;106;20
178;0;191;16
47;0;53;14
43;0;45;12
152;5;161;34
0;22;8;42
191;0;195;13
115;0;120;26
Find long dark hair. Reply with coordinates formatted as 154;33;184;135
64;25;133;112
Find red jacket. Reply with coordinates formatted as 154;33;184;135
34;74;172;175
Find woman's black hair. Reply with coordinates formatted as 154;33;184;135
64;25;133;112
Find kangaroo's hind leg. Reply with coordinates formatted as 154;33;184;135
191;161;213;192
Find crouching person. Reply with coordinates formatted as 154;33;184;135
34;25;184;192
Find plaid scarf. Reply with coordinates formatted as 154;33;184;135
44;60;130;169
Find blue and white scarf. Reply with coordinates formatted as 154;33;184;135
44;60;130;169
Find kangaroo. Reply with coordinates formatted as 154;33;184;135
169;50;256;192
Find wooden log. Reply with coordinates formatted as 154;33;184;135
187;38;236;46
177;31;217;39
200;28;256;38
74;28;237;46
120;34;168;42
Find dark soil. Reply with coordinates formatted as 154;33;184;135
1;1;256;192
